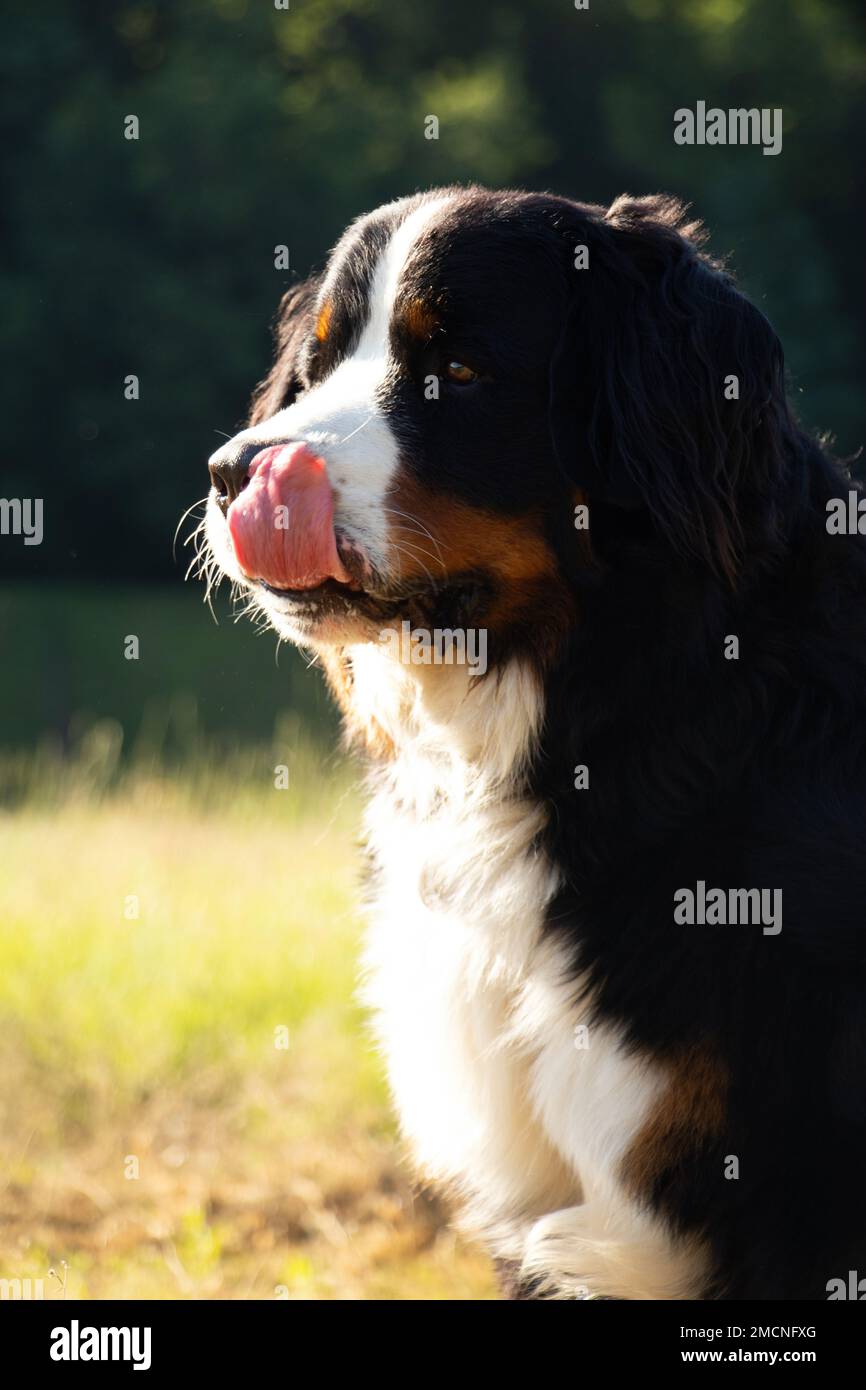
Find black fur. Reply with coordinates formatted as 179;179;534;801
516;192;866;1299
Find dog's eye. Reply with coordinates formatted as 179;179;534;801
444;360;478;385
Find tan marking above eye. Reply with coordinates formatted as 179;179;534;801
445;360;478;384
403;297;440;342
315;301;333;343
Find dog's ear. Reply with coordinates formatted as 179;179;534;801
248;276;321;426
549;194;787;581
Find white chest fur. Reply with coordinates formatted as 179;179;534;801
352;647;706;1299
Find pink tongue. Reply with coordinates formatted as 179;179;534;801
227;443;351;590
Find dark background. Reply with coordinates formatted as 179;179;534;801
2;0;864;750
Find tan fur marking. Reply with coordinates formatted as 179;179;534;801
621;1044;729;1201
315;300;333;343
388;472;588;659
402;297;440;342
392;473;548;580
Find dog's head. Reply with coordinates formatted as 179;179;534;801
203;186;791;666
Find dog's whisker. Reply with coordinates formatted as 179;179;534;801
383;506;444;553
337;414;373;446
174;496;209;560
390;542;438;590
387;529;447;574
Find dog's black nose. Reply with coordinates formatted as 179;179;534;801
208;439;265;513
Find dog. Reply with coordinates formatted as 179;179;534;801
201;186;866;1300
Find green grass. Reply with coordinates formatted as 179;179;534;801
0;757;496;1300
0;582;339;762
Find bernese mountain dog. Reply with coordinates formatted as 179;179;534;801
201;186;866;1300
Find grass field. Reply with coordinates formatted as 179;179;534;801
0;754;496;1301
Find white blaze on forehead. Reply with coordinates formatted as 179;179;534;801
209;192;454;581
351;192;452;362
